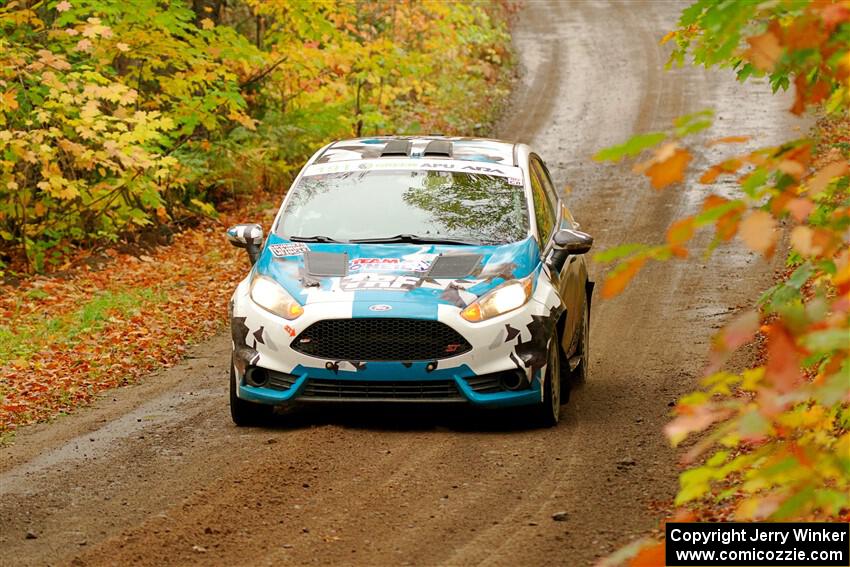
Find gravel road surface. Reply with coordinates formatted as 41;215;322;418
0;1;803;566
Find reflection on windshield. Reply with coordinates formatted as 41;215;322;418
276;170;528;244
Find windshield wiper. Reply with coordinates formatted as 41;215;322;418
350;234;484;245
289;235;346;243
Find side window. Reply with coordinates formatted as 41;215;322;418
533;157;576;226
529;165;555;246
532;159;558;212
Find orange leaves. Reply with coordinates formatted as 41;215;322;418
707;135;750;146
0;213;250;432
629;542;666;567
738;210;778;257
701;194;728;212
666;217;695;257
718;210;742;241
666;217;695;246
791;76;830;115
764;323;803;394
659;30;677;45
227;110;257;131
699;158;742;184
785;198;814;222
635;143;693;190
807;160;849;196
715;310;760;354
834;260;850;296
738;9;844;118
601;257;646;299
665;404;732;447
590;0;850;538
701;194;745;241
790;226;841;258
0;89;19;112
783;16;826;51
778;142;812;179
707;310;761;374
820;3;850;30
745;31;782;71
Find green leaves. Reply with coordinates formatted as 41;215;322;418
593;132;666;161
594;0;850;534
674;109;714;137
0;0;513;273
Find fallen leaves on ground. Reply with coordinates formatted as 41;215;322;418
0;210;264;434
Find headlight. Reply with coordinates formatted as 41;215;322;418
250;275;304;320
460;277;533;322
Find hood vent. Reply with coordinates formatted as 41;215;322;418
304;251;348;277
426;254;482;278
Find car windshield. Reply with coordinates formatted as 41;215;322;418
276;169;529;244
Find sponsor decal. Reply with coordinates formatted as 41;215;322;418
302;159;524;180
341;274;420;291
269;243;310;257
348;256;433;273
283;324;296;337
368;304;393;312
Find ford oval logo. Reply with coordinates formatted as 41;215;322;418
369;304;392;312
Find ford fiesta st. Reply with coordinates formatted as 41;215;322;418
226;137;593;427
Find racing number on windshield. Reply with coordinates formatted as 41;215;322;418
529;158;556;248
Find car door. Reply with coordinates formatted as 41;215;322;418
528;155;564;333
530;156;584;356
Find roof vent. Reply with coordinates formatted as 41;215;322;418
423;140;453;158
380;140;412;157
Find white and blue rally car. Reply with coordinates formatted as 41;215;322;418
226;137;593;426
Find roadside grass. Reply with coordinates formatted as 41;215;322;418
0;222;248;433
0;287;166;363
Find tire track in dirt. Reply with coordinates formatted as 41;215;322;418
0;2;804;566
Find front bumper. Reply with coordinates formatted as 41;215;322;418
238;364;543;408
229;278;560;408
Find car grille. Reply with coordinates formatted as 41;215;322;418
464;369;529;393
464;375;503;393
267;370;297;391
291;318;472;361
300;378;463;402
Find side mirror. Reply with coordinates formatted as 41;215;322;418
549;228;593;271
553;228;593;254
227;224;264;265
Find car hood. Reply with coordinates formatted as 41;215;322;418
253;235;541;309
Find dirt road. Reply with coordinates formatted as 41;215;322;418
0;2;803;566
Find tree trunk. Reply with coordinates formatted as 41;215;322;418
191;0;225;25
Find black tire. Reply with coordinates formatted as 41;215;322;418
229;362;274;427
569;296;590;384
528;334;561;427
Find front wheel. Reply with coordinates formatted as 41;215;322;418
528;334;561;427
229;362;274;427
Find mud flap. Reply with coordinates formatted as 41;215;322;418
585;280;595;320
